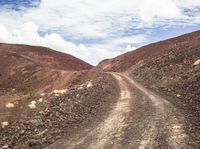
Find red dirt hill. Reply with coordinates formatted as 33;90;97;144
98;30;200;72
98;30;200;141
0;44;93;93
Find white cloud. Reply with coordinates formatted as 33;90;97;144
0;22;86;59
110;34;147;46
138;0;181;22
0;0;200;64
175;0;200;8
0;24;10;42
125;45;137;52
0;22;142;65
1;0;196;39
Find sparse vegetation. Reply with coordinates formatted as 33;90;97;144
25;85;36;97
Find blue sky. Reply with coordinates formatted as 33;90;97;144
0;0;200;65
0;0;40;10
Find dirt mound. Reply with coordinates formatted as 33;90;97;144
0;43;93;93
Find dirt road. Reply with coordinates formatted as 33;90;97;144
48;73;197;149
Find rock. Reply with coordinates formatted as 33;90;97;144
28;101;36;109
6;102;15;108
54;93;60;97
0;73;117;148
193;59;200;66
20;130;25;135
28;139;39;147
35;129;48;137
27;118;43;126
78;86;84;90
40;93;46;96
87;82;93;88
167;88;171;92
53;89;68;94
2;145;10;149
177;94;181;97
1;121;9;128
38;98;43;102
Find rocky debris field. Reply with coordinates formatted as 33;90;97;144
0;73;119;148
131;47;200;144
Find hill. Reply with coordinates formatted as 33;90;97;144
0;31;200;148
98;30;200;142
98;30;200;72
0;43;92;93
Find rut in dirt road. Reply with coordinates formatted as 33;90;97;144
123;75;191;149
72;74;132;149
48;73;132;149
48;73;197;149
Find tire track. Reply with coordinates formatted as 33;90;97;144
48;73;192;149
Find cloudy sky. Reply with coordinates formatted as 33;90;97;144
0;0;200;65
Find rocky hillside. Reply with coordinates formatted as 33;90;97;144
98;30;200;72
131;41;200;142
99;30;200;141
0;73;119;148
0;44;93;93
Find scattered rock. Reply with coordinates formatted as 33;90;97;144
38;98;43;102
27;118;43;126
130;42;200;147
78;85;84;90
193;59;200;66
87;81;93;88
54;93;60;97
35;129;48;137
40;93;45;96
53;89;68;94
20;130;25;135
28;101;37;109
2;144;9;149
1;121;9;128
0;74;119;148
6;102;15;108
28;139;40;147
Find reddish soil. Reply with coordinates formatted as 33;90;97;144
0;30;200;148
98;30;200;146
98;30;200;72
0;43;93;94
131;44;200;144
0;73;119;148
0;43;109;148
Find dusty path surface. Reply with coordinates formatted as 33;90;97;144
47;73;198;149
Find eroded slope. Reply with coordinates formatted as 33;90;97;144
0;43;92;93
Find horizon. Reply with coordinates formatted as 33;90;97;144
0;29;199;66
0;0;200;65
